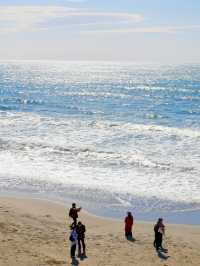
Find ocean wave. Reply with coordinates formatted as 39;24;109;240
0;105;11;111
0;134;197;174
124;85;198;94
0;61;200;213
144;113;165;119
92;120;200;138
18;99;45;105
59;91;130;99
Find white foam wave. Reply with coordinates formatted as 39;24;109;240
0;111;200;209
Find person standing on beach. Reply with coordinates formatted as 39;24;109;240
154;218;165;251
76;221;86;257
124;212;134;240
69;225;78;260
69;203;82;225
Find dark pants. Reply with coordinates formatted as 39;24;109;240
78;238;85;254
125;230;132;239
73;218;77;226
71;244;76;258
155;233;163;250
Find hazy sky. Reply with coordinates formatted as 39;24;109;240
0;0;200;63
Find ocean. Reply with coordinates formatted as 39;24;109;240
0;61;200;223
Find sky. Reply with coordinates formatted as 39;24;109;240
0;0;200;63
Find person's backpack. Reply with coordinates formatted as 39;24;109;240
69;234;75;242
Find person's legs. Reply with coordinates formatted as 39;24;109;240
71;244;76;258
125;229;130;239
156;234;162;250
73;218;77;226
155;234;160;250
81;238;86;255
160;235;163;248
125;230;132;240
155;240;159;250
78;239;81;256
153;233;156;248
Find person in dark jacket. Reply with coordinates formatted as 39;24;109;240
76;221;86;257
154;218;165;251
124;212;134;240
69;203;82;225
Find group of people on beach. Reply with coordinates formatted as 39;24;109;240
68;203;167;263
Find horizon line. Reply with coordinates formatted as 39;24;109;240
0;59;199;65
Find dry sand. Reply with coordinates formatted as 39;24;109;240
0;197;200;266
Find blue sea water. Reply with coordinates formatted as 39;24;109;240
0;61;200;223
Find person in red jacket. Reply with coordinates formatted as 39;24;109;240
124;212;134;240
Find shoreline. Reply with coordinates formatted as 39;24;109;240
0;196;200;265
1;190;200;226
2;194;200;227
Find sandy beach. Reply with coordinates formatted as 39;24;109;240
0;197;199;266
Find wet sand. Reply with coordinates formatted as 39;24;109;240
0;197;200;266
